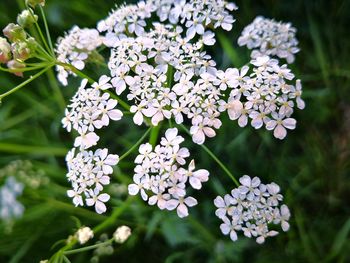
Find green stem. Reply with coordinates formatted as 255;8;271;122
179;124;239;187
56;62;95;83
149;124;161;147
119;127;152;161
39;5;55;55
62;255;71;263
27;5;51;53
0;65;53;100
0;64;49;73
64;239;113;255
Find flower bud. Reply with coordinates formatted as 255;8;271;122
0;37;12;63
17;10;38;28
11;37;37;61
7;60;25;77
3;23;26;43
113;226;131;243
26;0;45;8
76;226;94;244
12;42;30;61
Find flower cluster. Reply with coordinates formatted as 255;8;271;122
214;175;290;244
98;0;237;45
0;176;24;221
0;160;48;189
62;77;123;150
128;128;209;218
63;77;123;213
66;147;119;214
220;56;304;139
153;0;237;40
0;23;38;76
238;16;299;64
55;26;103;85
108;24;229;144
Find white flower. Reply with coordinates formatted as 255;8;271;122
92;75;112;90
280;205;291;232
238;175;261;201
74;127;100;149
86;189;110;214
76;226;94;244
166;196;198;218
93;148;119;174
214;195;234;219
220;216;239;241
113;225;131;243
93;99;123;128
184;160;209;190
190;124;216;145
67;189;83;207
226;98;243;120
128;174;149;201
160;128;184;147
266;113;296;139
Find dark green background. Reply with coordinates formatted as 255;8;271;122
0;0;349;262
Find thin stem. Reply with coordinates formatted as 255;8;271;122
0;64;49;73
199;141;239;186
149;124;161;147
26;4;51;54
62;255;71;263
56;62;95;83
119;127;152;161
64;239;113;255
179;124;239;187
0;65;53;100
39;5;55;55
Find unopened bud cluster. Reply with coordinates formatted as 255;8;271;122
0;8;40;76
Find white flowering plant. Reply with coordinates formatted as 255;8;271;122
0;0;310;262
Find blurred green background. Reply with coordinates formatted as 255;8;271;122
0;0;349;262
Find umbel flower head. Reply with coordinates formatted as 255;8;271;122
214;175;291;244
238;16;300;64
55;1;301;237
128;128;209;218
219;55;305;139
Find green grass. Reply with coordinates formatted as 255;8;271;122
0;0;349;262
